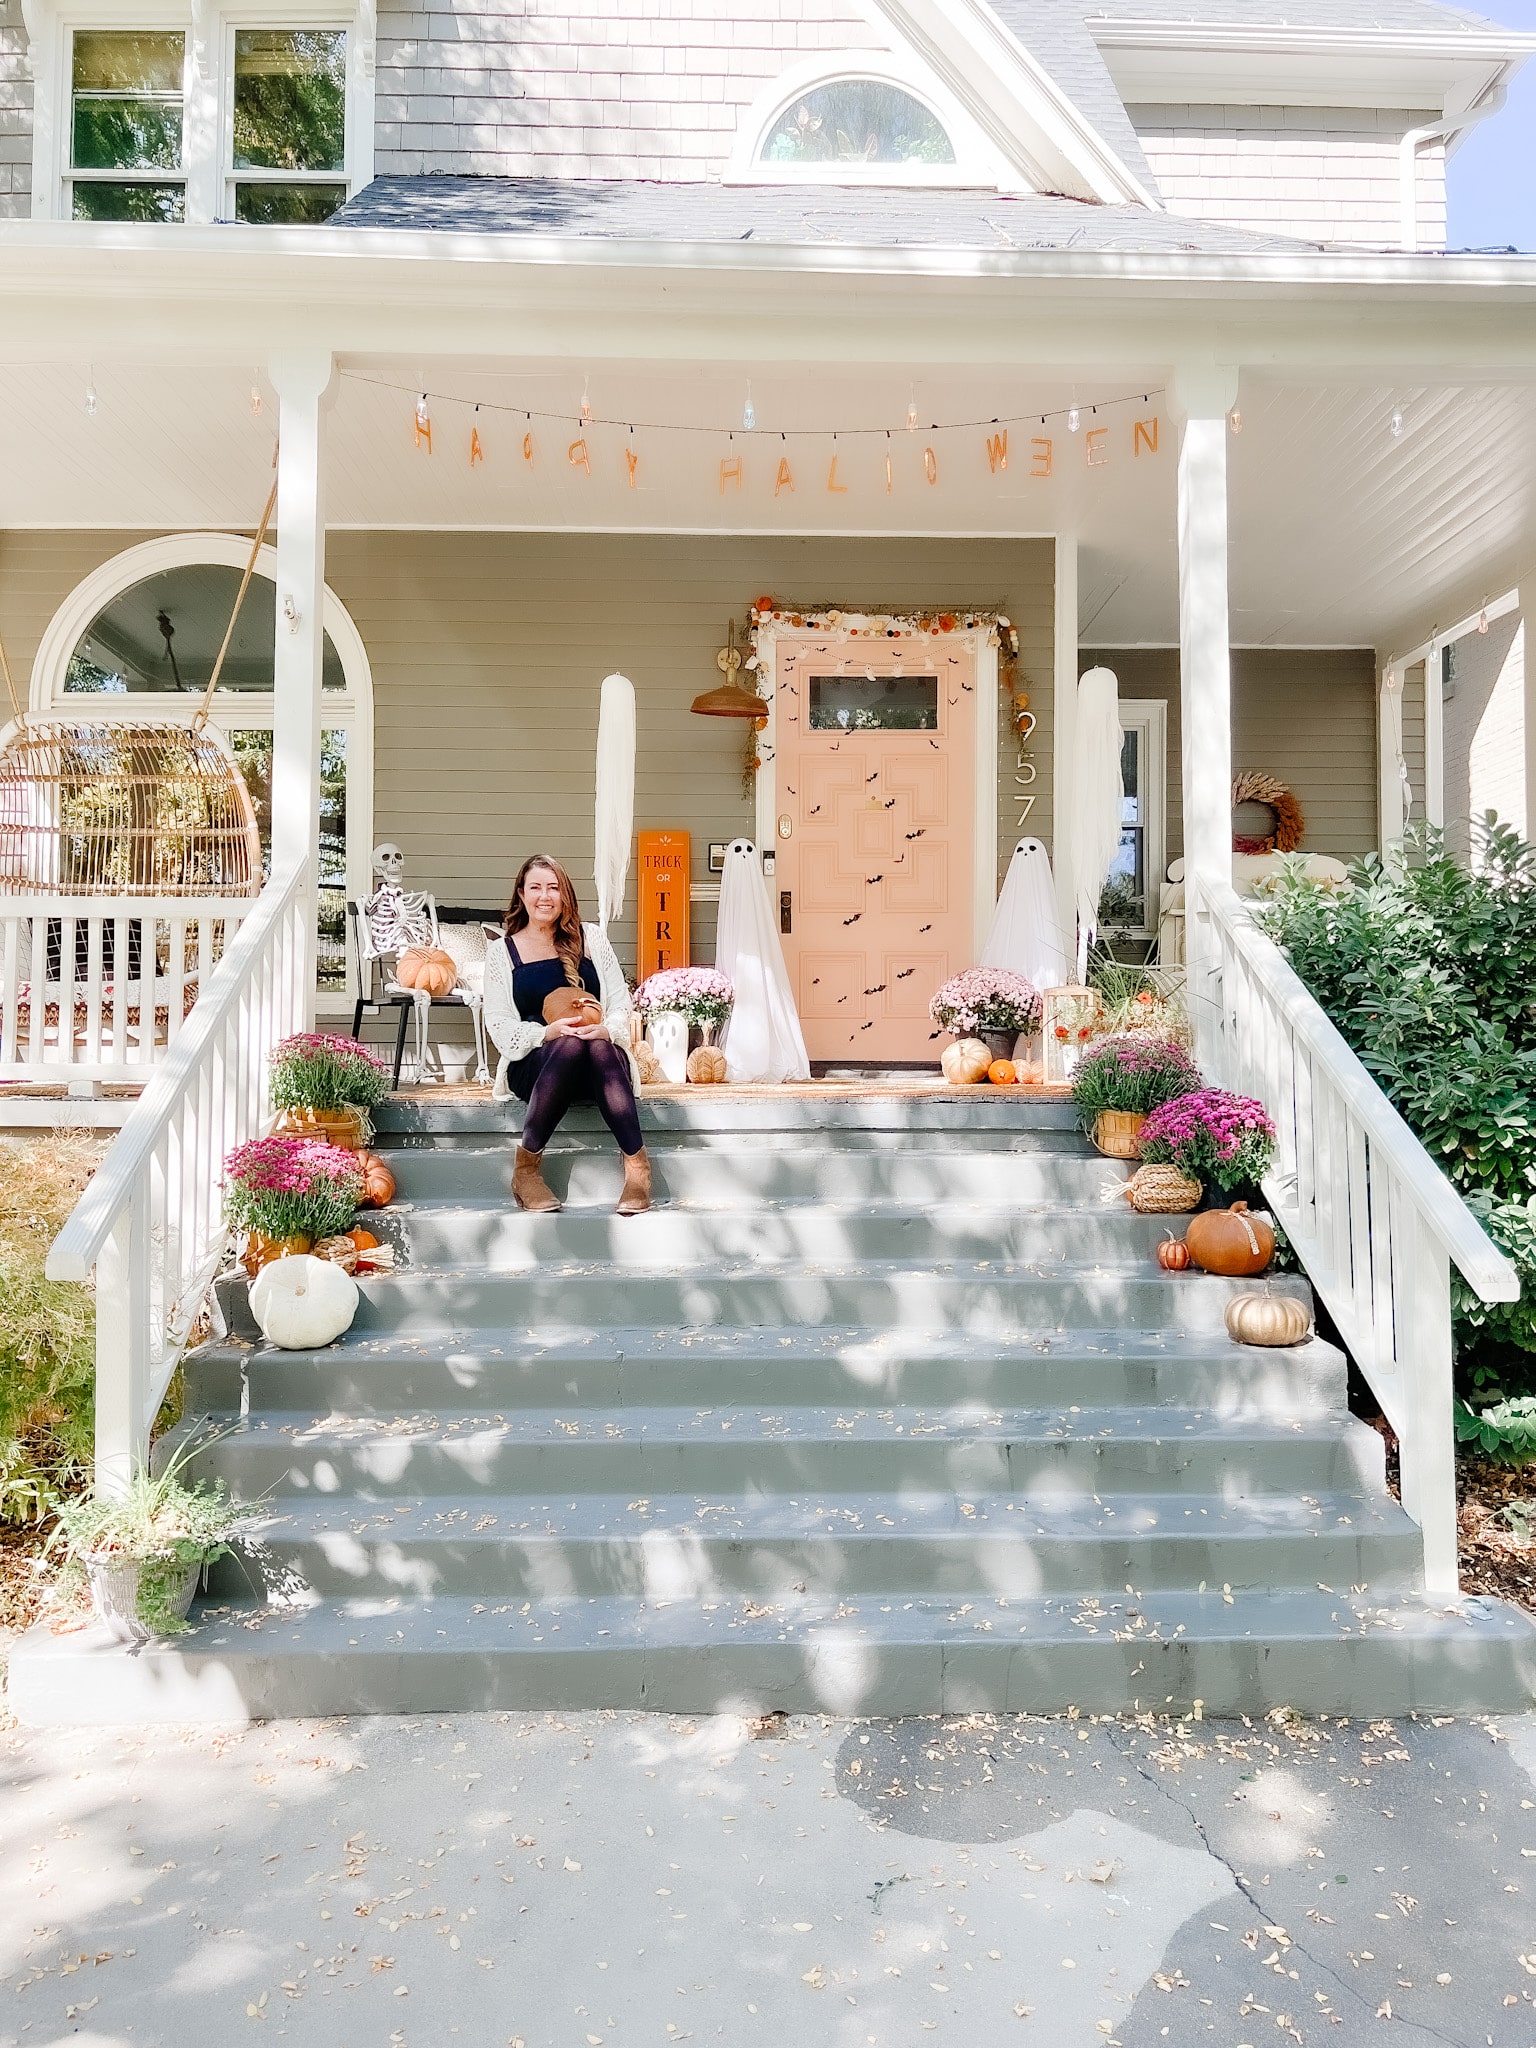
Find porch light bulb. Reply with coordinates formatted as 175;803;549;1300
1389;406;1404;439
906;387;918;432
580;380;592;425
84;381;97;417
743;386;756;431
1067;406;1081;433
250;384;263;417
1479;608;1490;634
415;393;430;429
1228;407;1242;434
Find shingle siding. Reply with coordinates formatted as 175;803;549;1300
0;0;32;219
374;0;885;182
1130;106;1446;250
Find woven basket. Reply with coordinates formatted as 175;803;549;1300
1093;1110;1146;1160
1124;1163;1202;1214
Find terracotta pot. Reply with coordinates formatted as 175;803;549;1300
1093;1110;1146;1160
274;1104;367;1151
242;1231;313;1276
1183;1202;1275;1278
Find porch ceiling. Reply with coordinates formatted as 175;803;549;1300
0;355;1530;655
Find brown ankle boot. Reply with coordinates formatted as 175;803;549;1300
513;1145;560;1212
616;1147;652;1216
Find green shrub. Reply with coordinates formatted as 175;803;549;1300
1257;821;1536;1409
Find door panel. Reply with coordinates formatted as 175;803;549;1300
775;635;976;1061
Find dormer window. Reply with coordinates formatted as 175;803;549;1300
760;82;956;169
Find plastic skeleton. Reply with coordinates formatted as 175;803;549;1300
358;844;490;1085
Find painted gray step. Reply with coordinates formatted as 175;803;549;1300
207;1486;1423;1601
374;1095;1082;1138
16;1585;1534;1724
373;1200;1180;1268
376;1140;1116;1204
185;1325;1345;1417
183;1403;1384;1500
217;1263;1312;1340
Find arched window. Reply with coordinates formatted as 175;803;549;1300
31;537;373;1003
759;81;956;168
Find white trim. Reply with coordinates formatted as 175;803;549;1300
973;631;1000;949
723;51;1012;191
1115;696;1167;938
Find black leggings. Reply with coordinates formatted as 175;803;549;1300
520;1035;643;1157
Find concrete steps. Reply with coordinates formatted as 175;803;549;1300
13;1089;1535;1723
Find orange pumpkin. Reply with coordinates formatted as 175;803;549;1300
1156;1234;1192;1272
355;1151;396;1209
1184;1202;1274;1277
396;946;458;999
987;1059;1016;1086
349;1226;380;1252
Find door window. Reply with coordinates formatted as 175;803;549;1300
808;675;939;731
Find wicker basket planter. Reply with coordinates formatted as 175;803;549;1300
273;1105;368;1151
1093;1110;1146;1159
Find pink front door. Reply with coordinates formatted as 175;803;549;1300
774;634;976;1063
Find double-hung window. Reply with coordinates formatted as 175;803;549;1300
228;28;349;223
69;30;187;221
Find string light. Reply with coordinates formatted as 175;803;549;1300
742;384;756;432
84;369;97;418
580;379;592;426
1228;407;1243;434
906;385;918;433
415;392;430;430
1479;607;1490;635
250;382;263;417
1389;406;1405;439
1067;406;1081;434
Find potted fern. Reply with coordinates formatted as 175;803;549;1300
47;1435;244;1644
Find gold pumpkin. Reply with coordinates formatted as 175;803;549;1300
1184;1202;1275;1277
686;1044;728;1085
396;945;459;998
1225;1290;1313;1347
941;1038;992;1086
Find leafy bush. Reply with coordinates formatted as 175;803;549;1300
1257;821;1536;1405
1455;1395;1536;1466
0;1134;104;1525
1070;1034;1202;1126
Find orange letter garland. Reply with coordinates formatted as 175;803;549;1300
637;830;691;982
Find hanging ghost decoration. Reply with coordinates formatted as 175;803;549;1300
715;839;811;1084
980;837;1069;993
1066;665;1126;973
594;672;636;931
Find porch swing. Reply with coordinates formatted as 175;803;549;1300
0;489;273;1059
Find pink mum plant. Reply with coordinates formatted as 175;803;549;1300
929;968;1042;1038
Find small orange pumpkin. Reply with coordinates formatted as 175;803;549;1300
1156;1233;1192;1272
396;946;458;999
987;1059;1016;1086
349;1226;380;1252
1184;1202;1274;1277
355;1151;396;1209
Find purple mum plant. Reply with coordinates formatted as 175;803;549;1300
1138;1088;1277;1191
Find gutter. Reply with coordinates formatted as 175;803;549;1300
1400;88;1505;254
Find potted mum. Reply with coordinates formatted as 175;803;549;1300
632;967;735;1083
47;1434;243;1644
225;1134;363;1272
1070;1034;1203;1158
929;968;1043;1064
1137;1088;1277;1205
269;1031;392;1150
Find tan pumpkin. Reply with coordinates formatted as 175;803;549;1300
355;1150;397;1209
941;1038;992;1086
1225;1290;1313;1347
686;1044;728;1085
1184;1201;1275;1277
313;1233;359;1274
1156;1233;1192;1272
396;946;458;999
1015;1060;1045;1086
987;1059;1017;1086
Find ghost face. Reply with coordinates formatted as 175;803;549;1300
372;843;406;883
727;839;756;859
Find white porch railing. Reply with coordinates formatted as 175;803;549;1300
0;897;258;1083
46;862;309;1488
1189;873;1520;1594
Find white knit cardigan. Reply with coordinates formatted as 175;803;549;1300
482;922;639;1101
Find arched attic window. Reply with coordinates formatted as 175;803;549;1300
759;81;957;169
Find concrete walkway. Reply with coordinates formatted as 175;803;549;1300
3;1707;1535;2046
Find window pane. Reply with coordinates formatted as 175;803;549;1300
233;29;347;172
1099;828;1145;930
1119;728;1140;824
227;728;349;992
66;564;346;692
233;181;347;225
72;181;186;223
74;99;183;171
808;675;939;731
73;30;184;94
762;82;955;165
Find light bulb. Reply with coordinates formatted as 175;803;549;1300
84;383;98;417
580;380;592;425
1067;406;1081;433
415;393;430;429
1479;608;1490;635
743;386;756;431
1389;406;1404;439
250;384;263;417
1228;407;1242;434
906;387;918;432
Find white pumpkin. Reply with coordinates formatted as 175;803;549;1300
249;1253;359;1350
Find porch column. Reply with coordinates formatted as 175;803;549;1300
268;348;337;1024
1172;364;1239;1054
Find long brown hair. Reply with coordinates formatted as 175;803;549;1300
505;854;585;988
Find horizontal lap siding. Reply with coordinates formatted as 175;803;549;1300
1083;646;1379;867
325;531;1054;973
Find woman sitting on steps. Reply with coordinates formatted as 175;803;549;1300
483;853;650;1215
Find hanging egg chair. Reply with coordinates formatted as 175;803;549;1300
0;486;273;899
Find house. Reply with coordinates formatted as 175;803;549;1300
5;0;1536;1721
